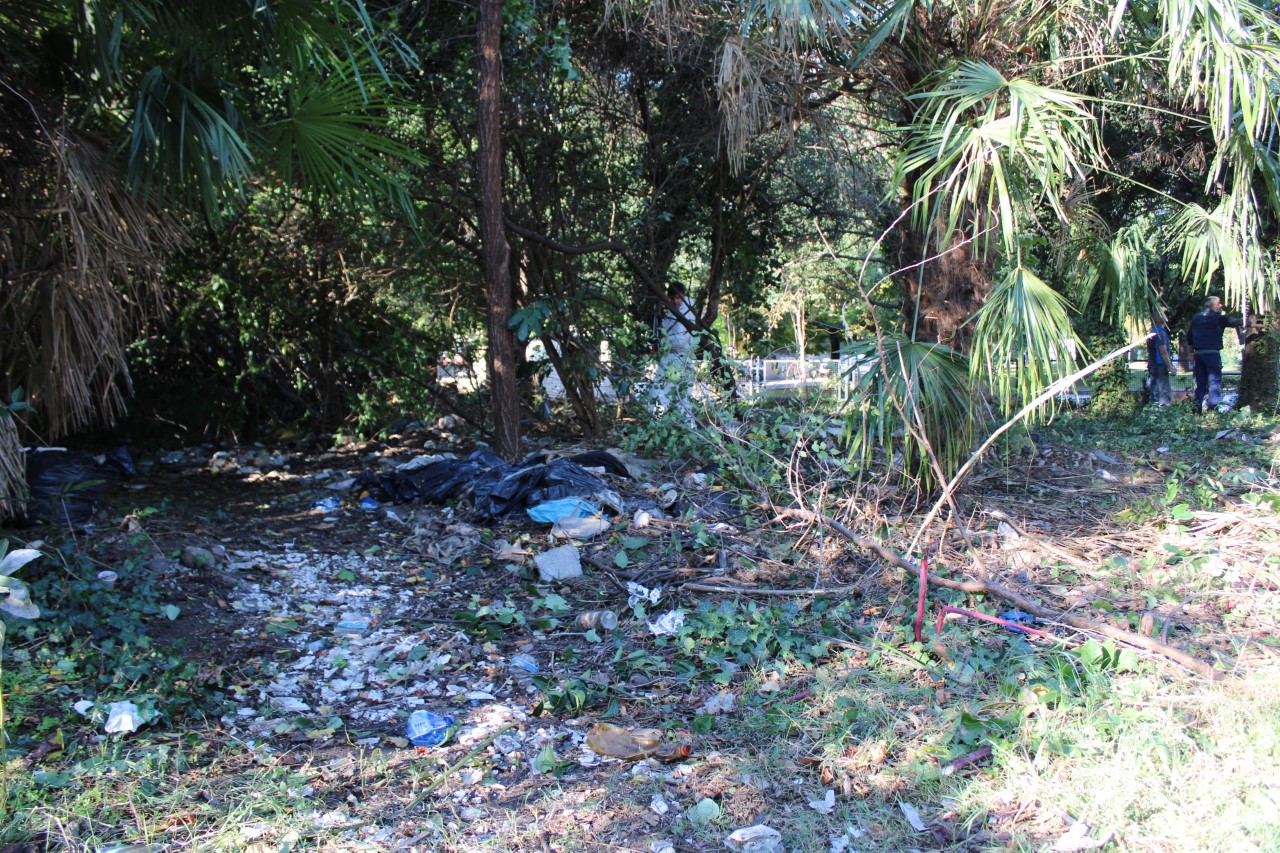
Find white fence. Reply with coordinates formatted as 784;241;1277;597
741;355;866;401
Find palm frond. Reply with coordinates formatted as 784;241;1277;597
969;265;1082;418
844;334;977;490
1;127;185;437
0;414;24;518
897;60;1102;261
267;72;424;219
1073;225;1159;324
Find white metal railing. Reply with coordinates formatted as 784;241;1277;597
740;355;867;400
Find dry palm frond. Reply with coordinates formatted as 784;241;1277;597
717;35;772;173
0;415;24;517
1;122;185;439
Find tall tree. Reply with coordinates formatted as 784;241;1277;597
476;0;520;460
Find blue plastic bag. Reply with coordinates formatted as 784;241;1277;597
527;497;600;523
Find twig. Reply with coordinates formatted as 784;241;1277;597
773;508;1223;680
936;604;1051;639
941;745;992;776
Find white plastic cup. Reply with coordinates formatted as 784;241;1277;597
97;570;118;589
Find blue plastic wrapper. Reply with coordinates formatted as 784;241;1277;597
999;609;1036;634
527;497;600;523
406;710;456;747
359;496;381;511
312;496;341;511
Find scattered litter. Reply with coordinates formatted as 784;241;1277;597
492;539;530;561
334;617;370;636
23;446;134;526
808;789;836;814
97;570;118;588
574;609;618;631
647;610;685;636
358;496;381;511
1096;469;1117;481
699;692;737;716
627;582;662;607
104;701;151;734
1051;820;1115;852
551;515;611;540
534;544;583;582
650;794;670;815
998;610;1036;634
527;498;599;523
688;797;722;829
585;722;691;762
509;653;539;682
73;700;95;716
898;801;927;832
312;496;341;512
724;824;784;853
406;710;456;748
633;509;653;529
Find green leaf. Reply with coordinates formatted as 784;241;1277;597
532;743;559;774
614;551;631;569
161;604;181;620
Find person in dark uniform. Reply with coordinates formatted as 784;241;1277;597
1187;295;1243;412
1147;310;1176;406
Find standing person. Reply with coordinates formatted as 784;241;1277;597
1147;311;1177;406
1187;295;1243;412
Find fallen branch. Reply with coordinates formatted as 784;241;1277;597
773;508;1222;680
941;745;992;776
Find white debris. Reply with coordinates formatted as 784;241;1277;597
647;610;685;636
809;789;836;814
724;824;784;853
534;544;583;582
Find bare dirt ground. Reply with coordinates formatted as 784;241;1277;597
10;413;1280;852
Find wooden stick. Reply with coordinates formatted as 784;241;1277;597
773;508;1222;680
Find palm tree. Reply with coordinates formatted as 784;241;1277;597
0;0;420;507
702;0;1280;481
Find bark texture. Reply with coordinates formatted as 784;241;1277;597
477;0;520;460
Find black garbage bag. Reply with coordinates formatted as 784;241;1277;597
567;451;632;479
471;455;609;520
352;449;613;520
24;446;135;527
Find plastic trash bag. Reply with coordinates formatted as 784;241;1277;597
24;446;134;526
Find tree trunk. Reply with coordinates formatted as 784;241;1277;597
896;228;993;349
477;0;520;460
1238;314;1280;413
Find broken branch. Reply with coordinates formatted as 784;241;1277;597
773;508;1222;680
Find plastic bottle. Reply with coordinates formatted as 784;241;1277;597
509;653;539;685
406;710;456;747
